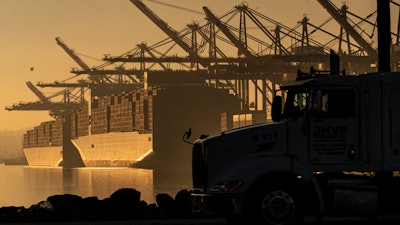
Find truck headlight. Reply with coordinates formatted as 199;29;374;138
210;180;243;192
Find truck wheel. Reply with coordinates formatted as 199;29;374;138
244;183;303;225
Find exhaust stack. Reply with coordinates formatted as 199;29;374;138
377;0;391;72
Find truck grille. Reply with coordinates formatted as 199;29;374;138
192;142;207;192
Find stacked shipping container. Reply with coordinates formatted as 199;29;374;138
71;104;89;139
91;88;159;135
109;92;134;132
91;95;109;135
51;119;63;146
135;88;155;133
23;88;161;148
23;119;63;148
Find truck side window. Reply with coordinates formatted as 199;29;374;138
283;90;308;118
311;89;356;118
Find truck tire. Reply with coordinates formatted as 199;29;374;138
243;182;304;225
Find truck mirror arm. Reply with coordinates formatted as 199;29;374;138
271;96;283;122
182;127;194;145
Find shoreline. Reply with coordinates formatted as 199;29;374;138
0;188;209;223
1;188;400;224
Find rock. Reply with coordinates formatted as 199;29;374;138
156;193;175;209
81;196;104;220
47;194;84;220
0;188;201;222
107;188;145;219
47;194;83;211
109;188;141;209
156;193;176;218
23;201;54;222
175;189;192;212
0;206;25;222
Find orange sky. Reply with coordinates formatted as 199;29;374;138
0;0;379;131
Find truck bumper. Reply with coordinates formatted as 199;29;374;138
191;193;244;215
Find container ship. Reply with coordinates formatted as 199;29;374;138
22;72;265;169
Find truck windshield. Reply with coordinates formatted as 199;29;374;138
282;88;309;118
281;86;357;119
309;88;356;118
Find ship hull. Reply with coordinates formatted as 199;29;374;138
23;146;63;166
23;131;152;167
72;131;152;167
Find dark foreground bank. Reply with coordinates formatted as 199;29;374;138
0;188;204;223
1;188;400;225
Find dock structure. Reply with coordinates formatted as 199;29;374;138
6;0;400;168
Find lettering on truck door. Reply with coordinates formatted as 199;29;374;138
309;88;359;165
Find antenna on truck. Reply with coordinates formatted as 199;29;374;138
296;49;345;80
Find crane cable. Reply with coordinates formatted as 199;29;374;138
144;0;203;15
75;51;103;62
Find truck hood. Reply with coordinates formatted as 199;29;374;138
201;122;289;191
203;121;288;154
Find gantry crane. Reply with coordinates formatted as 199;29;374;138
129;0;208;68
25;81;51;104
6;81;85;117
105;1;348;112
57;36;143;84
317;0;376;55
203;6;254;59
110;2;335;71
20;1;396;116
56;37;137;84
55;37;92;72
128;1;289;111
41;37;143;96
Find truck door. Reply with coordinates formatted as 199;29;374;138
388;89;400;165
308;87;360;165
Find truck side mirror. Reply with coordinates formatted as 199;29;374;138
271;96;282;122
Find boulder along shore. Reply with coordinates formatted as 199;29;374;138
0;188;227;223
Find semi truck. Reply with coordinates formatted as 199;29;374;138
188;63;400;224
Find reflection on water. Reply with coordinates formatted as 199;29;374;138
153;169;192;199
61;168;154;203
0;166;192;207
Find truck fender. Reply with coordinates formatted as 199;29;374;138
310;174;325;218
290;157;325;217
212;155;325;217
288;157;325;218
212;155;312;189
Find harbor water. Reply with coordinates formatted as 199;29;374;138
0;165;192;208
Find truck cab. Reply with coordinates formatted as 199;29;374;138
191;71;400;224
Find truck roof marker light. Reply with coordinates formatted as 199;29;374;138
210;180;243;192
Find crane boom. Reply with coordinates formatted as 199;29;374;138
55;37;91;71
129;0;205;66
317;0;376;55
56;37;103;83
203;6;254;59
5;102;82;111
26;81;50;103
